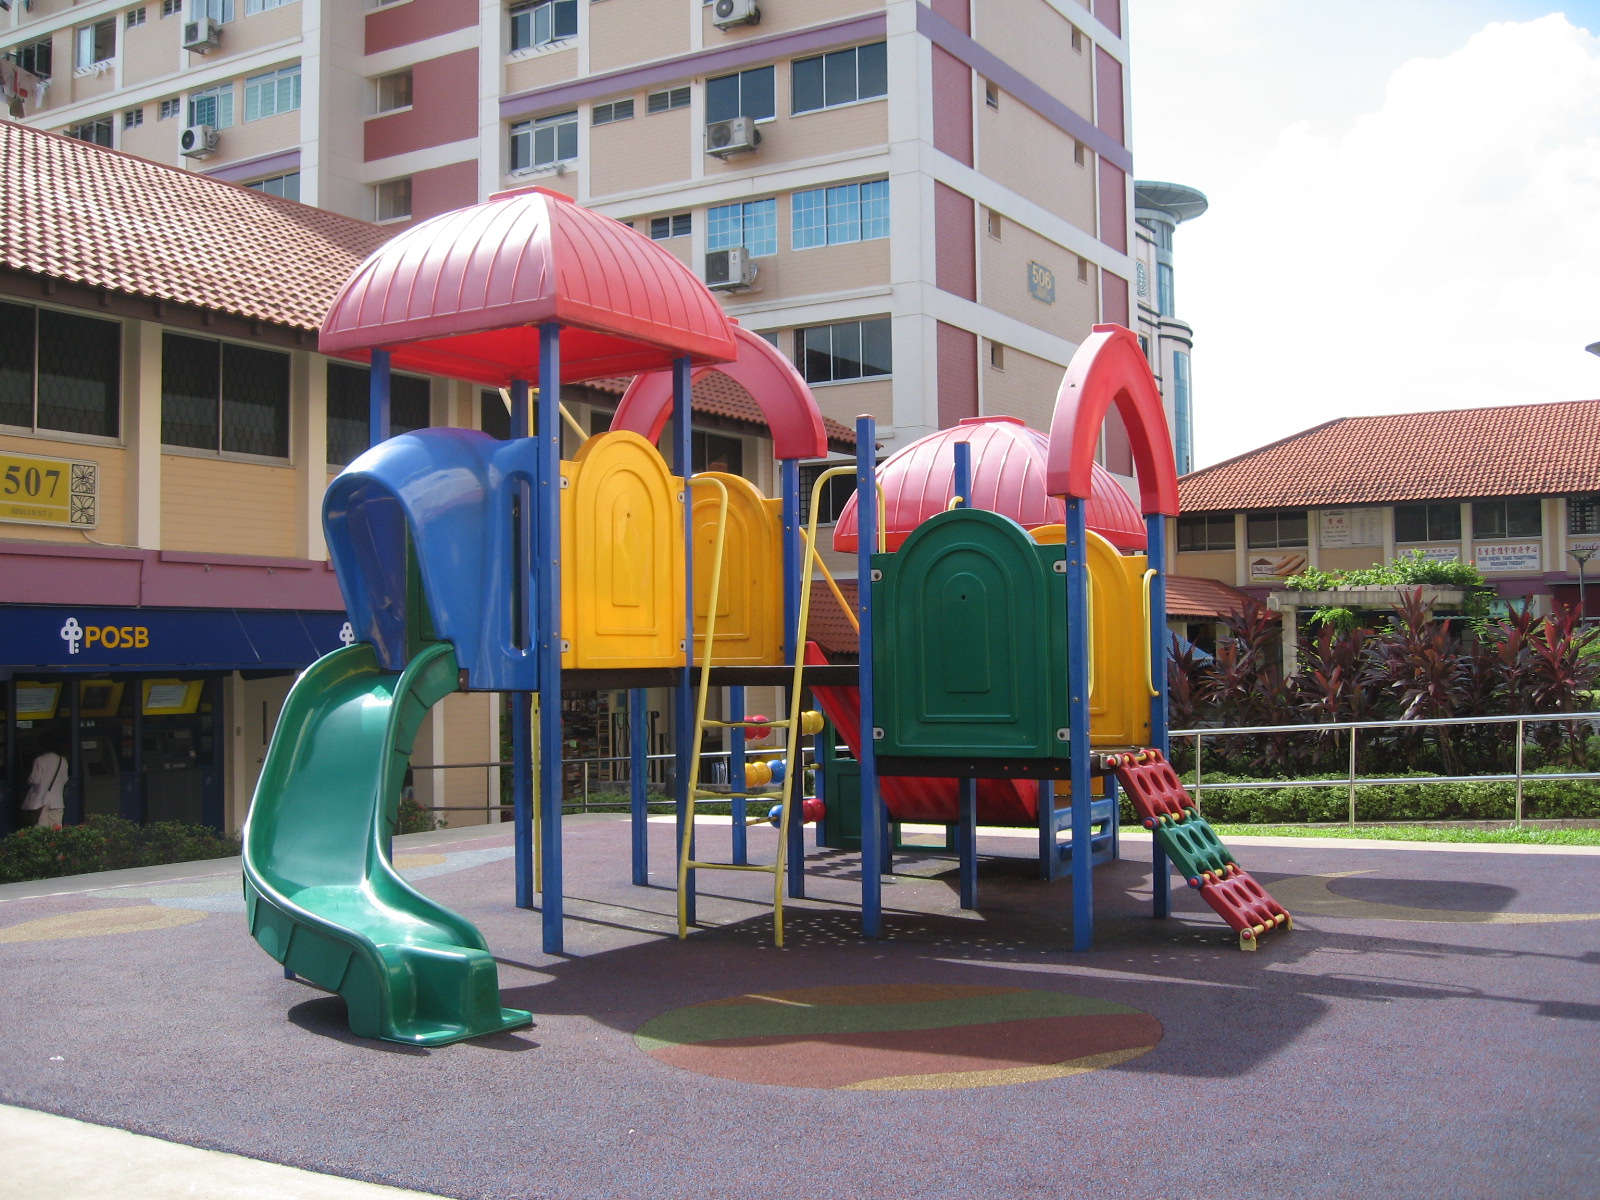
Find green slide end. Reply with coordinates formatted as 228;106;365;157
242;641;531;1047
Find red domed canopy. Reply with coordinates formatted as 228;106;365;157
319;187;738;387
832;416;1146;552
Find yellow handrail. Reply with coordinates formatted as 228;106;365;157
799;528;859;634
496;387;589;444
1142;568;1159;697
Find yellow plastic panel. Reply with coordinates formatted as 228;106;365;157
561;431;686;669
691;472;784;666
1086;531;1152;748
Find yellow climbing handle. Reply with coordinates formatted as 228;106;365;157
1142;568;1159;697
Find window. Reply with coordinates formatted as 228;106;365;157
798;462;856;525
1570;493;1600;535
706;198;775;256
791;179;888;250
1156;261;1175;317
126;8;148;29
246;171;300;200
480;389;512;440
200;0;236;22
122;108;144;130
797;318;892;385
647;86;690;113
650;213;690;240
985;81;999;108
1172;351;1192;477
591;99;633;125
326;363;430;466
510;0;577;51
158;98;181;120
510;110;577;171
692;430;743;475
985;207;1001;239
790;41;887;114
67;118;114;147
375;69;412;113
705;65;774;123
1077;254;1089;282
162;0;181;15
1071;25;1083;52
1073;139;1086;166
988;341;1004;370
1176;513;1235;552
244;65;300;121
245;0;295;12
13;39;52;79
375;177;412;221
0;302;121;438
188;83;234;130
1246;509;1308;549
1472;498;1542;540
1394;502;1461;543
76;20;116;70
160;334;289;457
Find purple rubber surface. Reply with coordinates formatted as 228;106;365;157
1;817;1596;1200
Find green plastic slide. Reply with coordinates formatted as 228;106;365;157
243;641;531;1046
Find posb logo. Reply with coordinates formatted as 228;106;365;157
60;617;149;655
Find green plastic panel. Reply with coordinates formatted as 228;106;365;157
873;509;1068;761
1153;815;1236;883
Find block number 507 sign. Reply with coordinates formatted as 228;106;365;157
0;451;98;529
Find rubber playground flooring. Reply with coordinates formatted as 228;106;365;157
2;815;1597;1200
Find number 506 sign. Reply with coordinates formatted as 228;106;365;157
0;450;98;529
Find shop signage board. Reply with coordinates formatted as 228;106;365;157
0;607;355;669
1319;508;1384;547
0;450;97;528
1248;552;1309;584
1416;546;1461;563
1475;542;1541;573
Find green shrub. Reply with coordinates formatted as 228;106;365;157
396;794;441;834
0;815;238;885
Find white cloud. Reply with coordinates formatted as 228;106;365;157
1136;11;1600;466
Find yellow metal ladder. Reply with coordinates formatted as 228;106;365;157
677;474;811;946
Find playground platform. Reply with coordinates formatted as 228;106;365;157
2;815;1597;1200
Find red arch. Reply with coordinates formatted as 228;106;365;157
612;323;829;461
1045;324;1180;516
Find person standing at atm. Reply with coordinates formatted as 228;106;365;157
23;735;68;829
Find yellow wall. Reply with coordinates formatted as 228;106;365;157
700;0;881;43
440;691;495;828
160;454;297;557
979;217;1098;342
122;12;181;87
0;433;128;546
505;44;579;95
205;1;303;65
588;101;694;196
982;343;1066;431
1174;549;1237;585
809;377;891;429
977;95;1096;231
211;108;299;167
764;236;889;302
973;3;1094;119
704;93;887;181
590;0;691;71
1317;546;1387;572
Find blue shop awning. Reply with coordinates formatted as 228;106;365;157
0;606;354;673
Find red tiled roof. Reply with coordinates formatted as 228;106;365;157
585;372;855;449
1;119;391;331
1178;400;1600;512
804;578;859;658
1164;574;1252;619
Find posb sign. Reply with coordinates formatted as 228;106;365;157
60;618;150;655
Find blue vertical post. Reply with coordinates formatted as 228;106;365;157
629;688;649;886
1146;512;1171;919
952;441;972;511
535;324;565;954
1065;496;1094;951
855;416;882;938
510;378;535;910
672;355;696;927
368;348;391;450
956;776;978;910
729;685;748;865
779;458;806;898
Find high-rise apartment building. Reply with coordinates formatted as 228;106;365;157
4;0;1147;459
1132;179;1205;476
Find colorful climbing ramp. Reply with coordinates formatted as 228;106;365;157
1111;750;1292;950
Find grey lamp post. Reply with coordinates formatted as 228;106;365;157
1571;546;1595;623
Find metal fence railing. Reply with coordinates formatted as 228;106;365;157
1170;711;1600;827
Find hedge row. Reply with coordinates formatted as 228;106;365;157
0;815;238;885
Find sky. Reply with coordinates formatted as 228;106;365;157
1127;1;1600;468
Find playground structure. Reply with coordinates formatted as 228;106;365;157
240;186;1289;1046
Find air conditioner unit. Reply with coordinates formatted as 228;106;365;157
180;124;219;157
711;0;761;30
705;115;759;158
705;247;756;291
182;18;221;53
